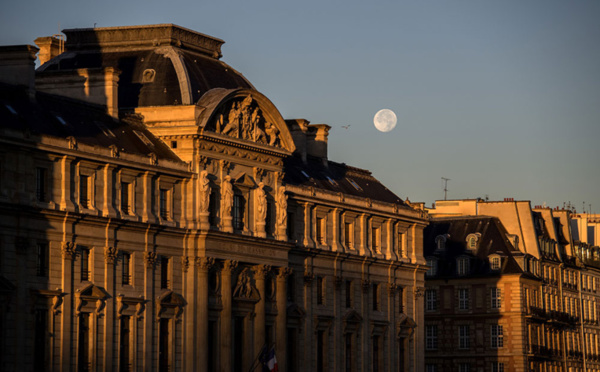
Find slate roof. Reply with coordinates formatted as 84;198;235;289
424;216;526;277
283;154;407;206
0;83;182;163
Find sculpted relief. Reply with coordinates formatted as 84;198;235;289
211;95;280;147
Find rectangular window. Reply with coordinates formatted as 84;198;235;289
36;242;49;277
459;288;469;310
426;289;437;311
79;175;90;208
122;252;132;285
491;257;501;270
159;318;170;372
425;365;437;372
457;258;469;276
34;308;49;371
345;333;353;372
121;182;131;214
491;362;504;372
316;217;326;245
372;283;380;311
371;226;380;251
491;325;504;348
317;330;326;372
233;194;244;230
397;231;404;257
426;260;437;277
159;188;169;219
459;325;470;349
78;313;90;372
458;364;470;372
36;167;47;202
120;316;131;372
491;287;502;309
372;335;381;372
317;276;325;305
160;256;170;289
80;247;90;281
345;222;353;248
398;287;404;313
345;280;353;308
425;325;438;350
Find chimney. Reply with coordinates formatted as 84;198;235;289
287;119;310;163
0;45;39;98
306;124;331;166
34;36;64;66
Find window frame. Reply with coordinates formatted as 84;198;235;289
490;324;504;348
458;325;470;349
491;287;502;309
425;289;437;312
425;325;438;350
458;288;469;310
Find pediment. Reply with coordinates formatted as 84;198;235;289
78;283;110;300
198;89;295;153
343;309;363;323
156;290;186;320
287;303;306;319
235;173;257;188
76;284;110;315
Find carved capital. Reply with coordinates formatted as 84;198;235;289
221;160;232;174
253;264;271;280
104;246;118;264
387;283;398;295
277;267;293;280
198;155;210;169
362;279;371;293
222;260;238;273
181;256;190;273
196;257;216;271
414;286;426;299
144;252;158;268
61;242;76;260
304;272;315;286
254;167;266;183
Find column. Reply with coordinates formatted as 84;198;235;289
103;247;118;372
387;283;397;372
334;276;343;372
413;286;425;372
221;260;238;372
60;242;76;372
331;208;343;252
303;272;314;371
196;257;214;371
301;202;315;248
101;164;117;218
276;267;292;372
143;252;157;372
58;156;75;212
253;265;270;361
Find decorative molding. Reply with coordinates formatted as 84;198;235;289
222;260;238;273
414;286;425;299
253;264;271;280
362;279;371;293
277;267;293;280
198;155;210;169
104;246;118;264
181;256;190;273
61;242;76;260
195;257;215;271
144;252;158;268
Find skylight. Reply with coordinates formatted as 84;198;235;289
133;130;154;147
4;104;17;115
95;121;116;138
326;175;338;187
55;115;67;126
300;170;310;179
346;177;362;191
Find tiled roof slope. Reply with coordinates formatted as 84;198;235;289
424;216;525;277
0;83;182;163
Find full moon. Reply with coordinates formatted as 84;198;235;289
373;109;397;132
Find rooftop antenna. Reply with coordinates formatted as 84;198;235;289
441;177;450;201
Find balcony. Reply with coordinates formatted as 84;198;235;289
548;310;578;327
525;306;547;321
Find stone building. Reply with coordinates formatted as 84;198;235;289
0;24;428;372
427;199;600;372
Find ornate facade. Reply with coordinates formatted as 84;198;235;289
0;24;428;372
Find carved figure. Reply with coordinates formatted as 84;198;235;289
233;267;254;298
276;186;287;225
256;182;267;222
221;176;233;217
252;108;267;144
222;102;241;137
240;96;254;140
265;122;280;146
199;171;211;213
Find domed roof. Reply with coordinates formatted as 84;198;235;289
37;24;254;108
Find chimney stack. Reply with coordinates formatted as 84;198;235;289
0;45;39;98
35;36;64;66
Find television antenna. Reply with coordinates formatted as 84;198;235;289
441;177;450;201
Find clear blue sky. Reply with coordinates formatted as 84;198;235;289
2;0;599;212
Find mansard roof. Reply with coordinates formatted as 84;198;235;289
0;83;183;163
283;154;407;206
424;216;524;276
38;24;253;108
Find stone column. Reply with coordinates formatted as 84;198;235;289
387;283;398;372
103;247;118;372
413;286;425;372
331;208;343;252
196;257;214;371
101;164;117;218
221;260;238;372
253;264;270;366
334;276;343;372
60;242;76;372
143;252;157;372
361;279;371;372
301;202;315;248
276;267;292;372
58;156;75;212
303;272;314;371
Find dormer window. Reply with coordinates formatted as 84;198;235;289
466;233;481;251
490;255;502;271
426;258;438;277
435;235;447;252
457;257;470;276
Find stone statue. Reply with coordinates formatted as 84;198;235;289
265;122;280;146
276;185;287;225
240;96;254;140
233;267;253;298
256;182;267;222
221;176;233;217
252;108;267;144
199;170;211;213
222;102;241;137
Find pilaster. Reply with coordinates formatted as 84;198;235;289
221;260;238;371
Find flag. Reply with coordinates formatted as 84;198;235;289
261;346;278;372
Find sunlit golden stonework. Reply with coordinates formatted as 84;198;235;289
0;24;428;371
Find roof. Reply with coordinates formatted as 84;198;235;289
0;83;182;163
424;216;526;277
37;24;254;108
283;154;407;206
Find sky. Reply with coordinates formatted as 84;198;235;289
2;0;599;212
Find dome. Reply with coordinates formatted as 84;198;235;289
37;24;254;108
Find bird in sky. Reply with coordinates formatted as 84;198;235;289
341;125;350;130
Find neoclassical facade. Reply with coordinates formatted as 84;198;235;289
0;24;428;372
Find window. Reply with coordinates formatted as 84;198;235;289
371;226;380;251
345;280;353;308
457;257;469;276
159;189;169;220
426;259;437;277
435;235;446;251
159;318;170;372
34;308;49;371
466;233;479;250
458;288;469;310
372;335;381;372
316;217;326;245
317;276;325;305
491;362;504;372
121;182;131;214
372;283;380;311
287;212;295;241
80;247;90;281
397;231;404;257
78;313;91;372
425;325;438;350
425;365;437;372
344;222;353;248
426;289;437;311
491;287;502;309
160;256;170;289
398;287;404;313
120;316;131;372
36;242;49;277
491;325;504;348
459;325;470;349
458;363;470;372
345;333;353;372
122;252;132;285
490;256;501;270
79;175;90;208
232;194;244;230
36;167;47;202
